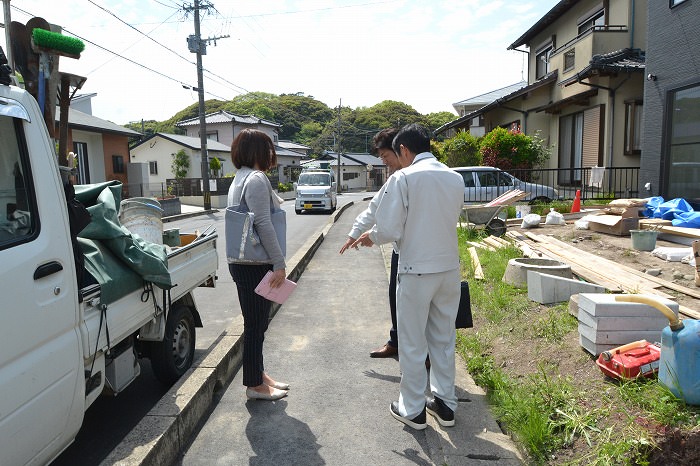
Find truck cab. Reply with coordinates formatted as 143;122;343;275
294;169;337;214
0;47;218;466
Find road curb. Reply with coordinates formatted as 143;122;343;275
101;202;356;466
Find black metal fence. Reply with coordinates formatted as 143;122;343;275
508;166;640;202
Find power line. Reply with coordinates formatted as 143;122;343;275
86;1;249;96
149;0;180;9
10;4;230;101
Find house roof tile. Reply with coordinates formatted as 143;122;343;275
176;110;281;128
130;132;231;152
58;107;141;137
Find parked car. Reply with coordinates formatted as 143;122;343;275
294;169;337;214
452;166;559;204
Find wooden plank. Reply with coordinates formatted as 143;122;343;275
680;304;700;320
483;236;505;249
468;247;485;280
526;235;675;299
541;235;700;301
659;226;700;240
489;236;513;248
467;241;495;251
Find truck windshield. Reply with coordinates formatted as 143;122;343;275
298;173;331;186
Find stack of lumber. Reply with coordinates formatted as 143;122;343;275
484;189;528;207
504;231;700;320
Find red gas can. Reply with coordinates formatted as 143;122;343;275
596;340;661;380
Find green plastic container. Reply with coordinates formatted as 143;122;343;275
630;229;658;251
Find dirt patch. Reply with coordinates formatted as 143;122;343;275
472;219;700;464
512;220;699;311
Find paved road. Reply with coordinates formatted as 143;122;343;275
175;201;523;465
52;192;371;466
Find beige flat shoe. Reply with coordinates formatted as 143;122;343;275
267;381;290;390
246;387;288;401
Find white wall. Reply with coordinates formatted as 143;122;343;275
71;130;106;183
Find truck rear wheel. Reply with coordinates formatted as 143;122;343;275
150;304;196;385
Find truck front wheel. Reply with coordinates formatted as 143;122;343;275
150;304;196;385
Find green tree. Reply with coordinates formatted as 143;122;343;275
424;111;457;140
171;149;190;179
435;130;482;167
209;156;222;178
479;127;551;171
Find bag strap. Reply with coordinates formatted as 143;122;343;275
239;170;276;210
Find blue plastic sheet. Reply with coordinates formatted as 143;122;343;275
672;211;700;228
646;197;693;220
645;196;698;228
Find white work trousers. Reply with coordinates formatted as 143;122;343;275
396;268;460;418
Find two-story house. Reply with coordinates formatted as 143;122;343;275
175;110;302;184
438;0;647;194
441;81;528;138
640;0;700;208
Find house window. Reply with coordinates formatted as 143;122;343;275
342;172;359;181
149;161;158;175
624;100;643;155
564;49;575;71
670;0;688;7
578;8;605;34
73;141;90;184
206;131;218;142
535;44;552;79
666;83;700;201
112;155;124;174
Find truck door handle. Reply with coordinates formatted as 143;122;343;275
34;261;63;280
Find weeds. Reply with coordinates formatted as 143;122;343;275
533;305;578;343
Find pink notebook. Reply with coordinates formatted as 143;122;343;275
254;271;297;304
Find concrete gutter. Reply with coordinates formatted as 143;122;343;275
101;202;355;466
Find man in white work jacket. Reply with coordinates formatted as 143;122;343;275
351;123;465;430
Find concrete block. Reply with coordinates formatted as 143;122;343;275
577;293;679;317
578;321;663;344
568;293;581;318
503;257;572;287
579;334;619;356
527;271;605;304
577;310;669;331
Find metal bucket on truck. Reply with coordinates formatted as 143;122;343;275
119;197;164;245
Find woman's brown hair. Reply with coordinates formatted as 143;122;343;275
231;129;277;171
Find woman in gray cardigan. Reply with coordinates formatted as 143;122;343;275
228;129;288;401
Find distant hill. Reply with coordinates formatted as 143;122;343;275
124;91;456;156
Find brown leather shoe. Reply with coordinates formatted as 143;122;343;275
370;343;398;358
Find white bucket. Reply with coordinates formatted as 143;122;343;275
119;198;164;244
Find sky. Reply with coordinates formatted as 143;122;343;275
2;0;561;125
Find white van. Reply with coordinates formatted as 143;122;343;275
294;169;338;214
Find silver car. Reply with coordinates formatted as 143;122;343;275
452;166;559;204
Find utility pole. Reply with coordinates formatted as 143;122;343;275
336;99;341;194
185;0;228;210
2;0;13;71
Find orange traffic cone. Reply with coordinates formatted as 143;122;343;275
571;189;581;213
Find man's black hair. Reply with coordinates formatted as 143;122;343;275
392;123;431;155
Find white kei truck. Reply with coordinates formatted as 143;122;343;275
0;51;218;465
